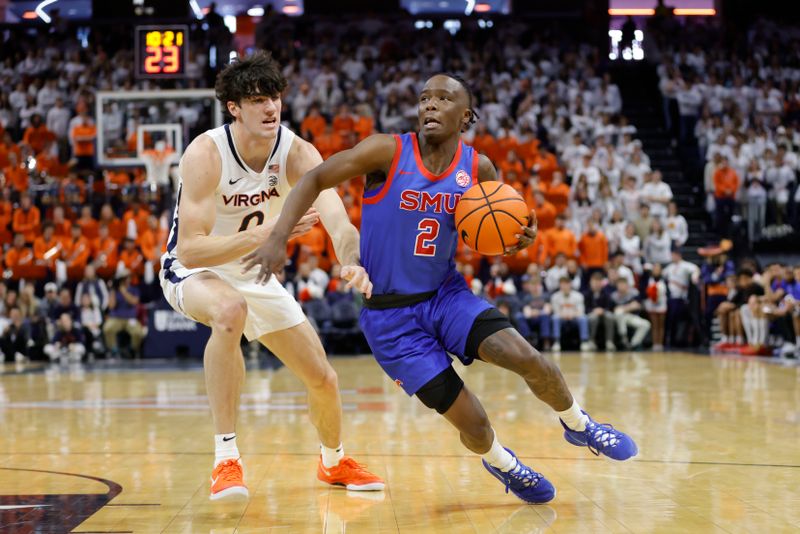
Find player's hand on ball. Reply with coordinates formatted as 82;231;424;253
504;209;538;255
340;264;373;299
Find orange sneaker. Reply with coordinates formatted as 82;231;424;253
210;458;249;501
317;456;385;491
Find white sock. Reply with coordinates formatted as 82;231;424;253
214;433;239;467
735;335;743;344
721;334;729;343
321;443;344;468
482;430;516;472
558;400;589;432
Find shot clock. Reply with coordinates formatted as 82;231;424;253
135;25;189;79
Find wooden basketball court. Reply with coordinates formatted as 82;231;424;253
1;352;798;533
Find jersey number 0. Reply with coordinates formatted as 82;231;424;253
238;211;265;232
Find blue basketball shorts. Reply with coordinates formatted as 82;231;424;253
359;274;492;396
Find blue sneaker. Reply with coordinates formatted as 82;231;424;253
481;448;556;504
561;411;638;461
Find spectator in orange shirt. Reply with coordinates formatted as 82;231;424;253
3;152;29;194
92;224;119;279
353;104;375;141
544;171;570;214
123;201;150;239
516;128;540;168
5;232;43;281
301;104;327;142
294;222;327;266
532;145;559;185
0;132;22;169
713;155;739;236
118;237;145;284
77;206;99;240
504;232;546;274
69;112;97;171
0;187;12;244
52;206;72;244
35;140;68;179
470;123;497;162
136;214;167;278
60;224;91;280
22;114;56;154
12;194;40;243
498;150;525;182
332;104;355;134
33;222;62;272
314;124;345;161
578;220;609;275
99;204;126;242
527;190;557;232
543;213;578;266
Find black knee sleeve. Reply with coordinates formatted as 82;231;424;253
415;366;464;414
464;307;515;360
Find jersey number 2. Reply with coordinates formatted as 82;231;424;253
238;211;265;232
414;218;440;256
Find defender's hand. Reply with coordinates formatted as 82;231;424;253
340;264;373;299
505;210;538;255
241;209;319;284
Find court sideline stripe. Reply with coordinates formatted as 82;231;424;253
7;452;798;469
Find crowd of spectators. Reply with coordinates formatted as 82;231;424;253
0;14;798;361
654;18;800;244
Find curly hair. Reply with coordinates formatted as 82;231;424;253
215;50;287;120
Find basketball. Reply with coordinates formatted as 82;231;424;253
455;182;531;256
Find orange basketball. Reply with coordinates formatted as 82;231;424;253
455;182;531;256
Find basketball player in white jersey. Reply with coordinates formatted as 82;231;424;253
160;51;383;501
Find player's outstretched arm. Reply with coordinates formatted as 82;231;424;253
476;153;538;255
286;138;373;297
176;135;319;269
241;134;396;284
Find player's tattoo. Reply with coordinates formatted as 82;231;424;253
478;329;573;411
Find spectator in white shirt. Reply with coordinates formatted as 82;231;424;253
676;78;703;144
549;277;591;352
36;79;60;113
744;159;768;242
766;148;795;224
46;97;71;140
665;201;688;247
625;152;651;188
640;170;673;220
619;222;643;274
645;219;673;266
663;247;701;346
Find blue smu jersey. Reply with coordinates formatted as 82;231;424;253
361;132;478;295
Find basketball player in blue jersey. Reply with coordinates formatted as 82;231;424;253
160;52;383;501
245;74;637;504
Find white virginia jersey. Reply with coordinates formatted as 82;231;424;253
161;123;295;282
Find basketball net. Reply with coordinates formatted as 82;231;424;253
141;145;179;187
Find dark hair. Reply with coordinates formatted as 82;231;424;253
737;267;754;278
590;271;605;281
433;73;480;131
215;51;287;121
